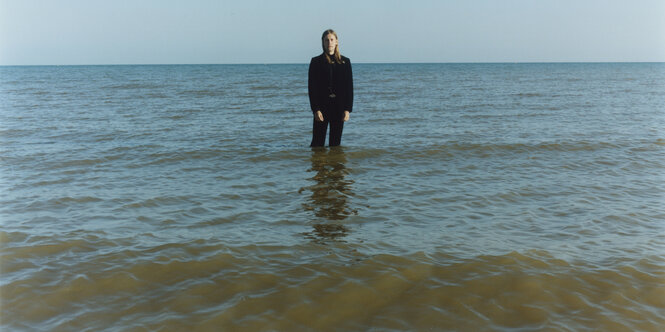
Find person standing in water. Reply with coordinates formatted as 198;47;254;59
308;29;354;147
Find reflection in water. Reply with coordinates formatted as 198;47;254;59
301;147;355;242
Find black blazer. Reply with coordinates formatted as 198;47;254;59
308;54;353;113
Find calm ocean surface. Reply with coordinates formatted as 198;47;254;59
1;63;664;330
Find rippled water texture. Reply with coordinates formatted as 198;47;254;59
1;63;665;330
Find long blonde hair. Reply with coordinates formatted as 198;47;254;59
321;29;344;64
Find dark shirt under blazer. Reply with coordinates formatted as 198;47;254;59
308;54;353;114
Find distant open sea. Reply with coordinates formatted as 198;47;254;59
1;63;664;331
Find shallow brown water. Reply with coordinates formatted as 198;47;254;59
3;235;664;331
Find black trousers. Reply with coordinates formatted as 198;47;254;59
310;98;345;147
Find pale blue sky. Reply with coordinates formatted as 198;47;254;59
1;0;664;65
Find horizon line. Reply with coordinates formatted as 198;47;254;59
1;61;664;67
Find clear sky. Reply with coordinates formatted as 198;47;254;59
1;0;664;65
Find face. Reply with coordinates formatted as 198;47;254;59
323;33;338;55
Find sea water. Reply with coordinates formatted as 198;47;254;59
1;63;664;330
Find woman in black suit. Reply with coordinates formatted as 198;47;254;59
308;29;353;147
